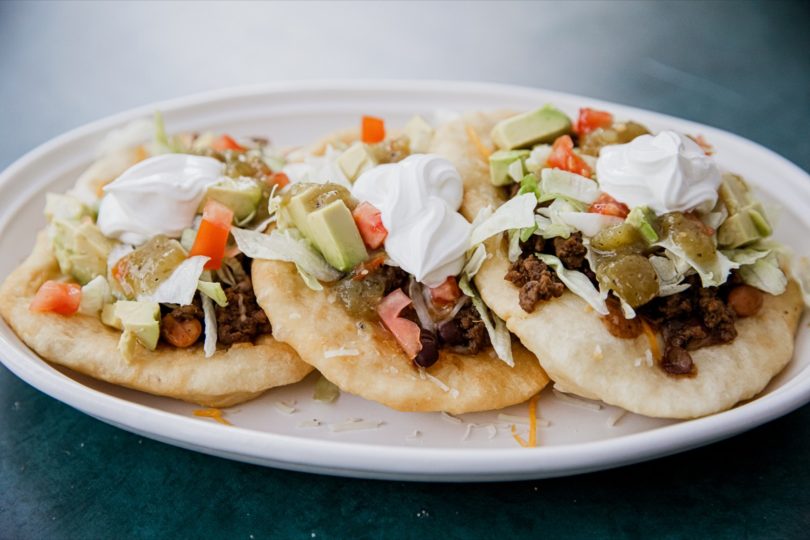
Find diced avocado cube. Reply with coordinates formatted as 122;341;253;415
517;173;540;198
45;193;91;222
50;219;114;285
626;206;659;243
338;142;377;183
489;150;530;186
306;199;368;272
203;178;262;221
404;115;434;153
718;173;753;215
491;105;572;150
747;204;772;237
283;183;354;238
104;301;161;352
718;211;762;248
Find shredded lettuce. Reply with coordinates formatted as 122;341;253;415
468;193;537;247
557;212;623;237
655;236;737;287
139;256;209;305
649;255;691;297
78;276;113;316
722;248;772;266
535;199;579;239
507;229;522;263
458;276;513;367
535;254;609;315
197;280;228;307
45;193;91;222
215;257;248;287
538;168;600;204
295;264;324;291
789;254;810;305
231;227;342;283
738;252;787;295
201;293;218;358
524;145;552;174
462;243;488;279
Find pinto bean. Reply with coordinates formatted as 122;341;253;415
161;314;202;348
727;285;763;318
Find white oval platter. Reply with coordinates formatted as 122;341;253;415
0;80;808;482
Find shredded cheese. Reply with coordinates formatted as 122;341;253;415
273;401;297;415
552;388;603;411
297;419;322;428
328;419;383;432
511;424;530;447
528;394;539;447
640;319;661;361
193;408;231;426
486;424;497;440
461;424;474;441
440;412;463;424
465;124;492;161
324;348;360;359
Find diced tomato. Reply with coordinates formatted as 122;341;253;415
377;289;422;359
212;134;246;152
189;200;234;270
546;135;592;177
588;193;630;219
361;116;385;144
202;199;234;228
352;202;388;250
268;171;290;189
29;281;81;315
575;108;613;136
429;277;461;306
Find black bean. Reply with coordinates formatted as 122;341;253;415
414;329;439;368
662;345;694;375
437;319;464;346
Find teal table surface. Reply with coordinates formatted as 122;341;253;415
1;1;809;538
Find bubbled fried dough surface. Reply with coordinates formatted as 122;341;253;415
0;232;312;407
252;255;548;415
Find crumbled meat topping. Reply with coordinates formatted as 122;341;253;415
505;254;565;313
215;277;272;345
436;303;490;355
553;233;588;271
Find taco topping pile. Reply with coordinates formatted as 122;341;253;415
232;115;525;368
32;117;289;360
485;105;788;376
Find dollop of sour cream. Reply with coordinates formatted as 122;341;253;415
596;130;721;214
352;154;470;287
97;154;224;245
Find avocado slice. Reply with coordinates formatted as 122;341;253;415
718;173;752;215
491;105;572;150
489;150;530;186
338;142;377;183
50;219;114;285
626;206;659;243
404;115;434;153
718;209;767;248
306;199;368;272
203;178;262;221
102;301;161;352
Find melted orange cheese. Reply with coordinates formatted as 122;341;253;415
193;408;232;426
465;124;492;161
640;319;661;361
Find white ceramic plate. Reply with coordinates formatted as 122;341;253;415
1;81;808;482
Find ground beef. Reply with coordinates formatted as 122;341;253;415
553;233;588;271
436;303;490;354
215;277;272;345
505;254;565;313
640;277;739;376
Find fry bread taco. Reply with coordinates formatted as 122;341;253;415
433;107;805;419
245;115;549;414
0;118;312;407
